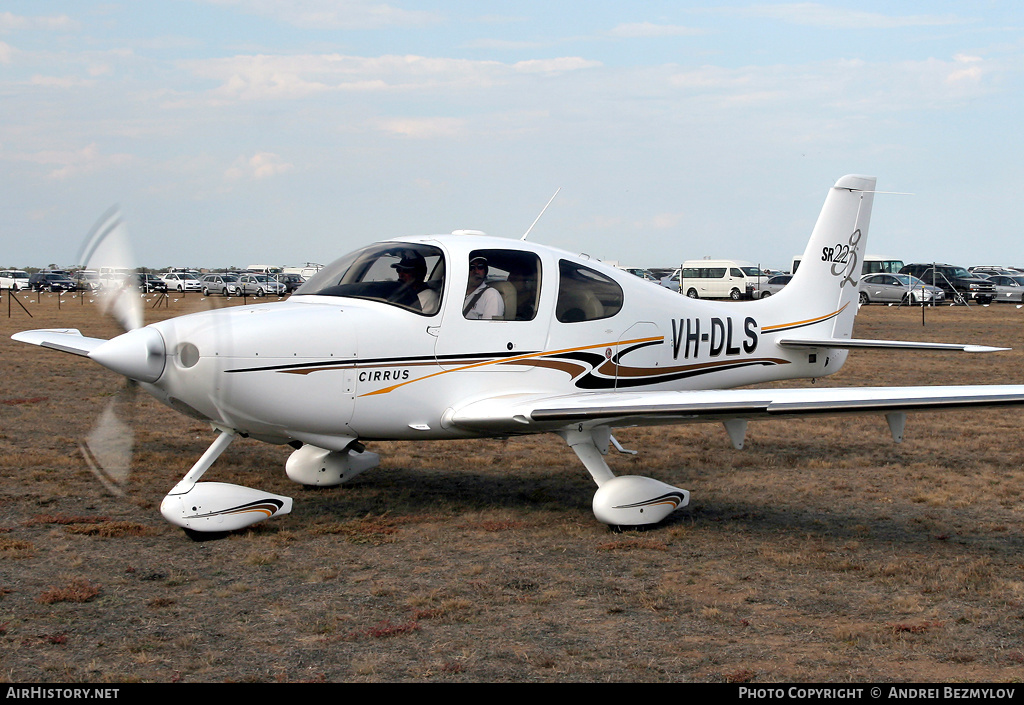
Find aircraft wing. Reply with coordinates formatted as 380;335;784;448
449;385;1024;436
11;329;108;357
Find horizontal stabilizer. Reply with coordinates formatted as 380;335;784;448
11;329;108;357
777;337;1009;354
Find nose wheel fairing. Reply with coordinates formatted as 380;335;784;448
160;428;293;534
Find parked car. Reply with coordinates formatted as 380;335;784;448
136;273;168;293
751;274;792;298
0;269;31;291
162;271;203;292
28;271;77;292
200;273;241;296
976;274;1024;303
969;266;1018;277
236;273;286;296
898;263;995;305
275;272;306;294
858;273;945;305
71;270;101;291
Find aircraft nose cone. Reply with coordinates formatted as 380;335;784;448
89;327;167;383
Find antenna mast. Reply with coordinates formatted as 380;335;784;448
521;188;561;241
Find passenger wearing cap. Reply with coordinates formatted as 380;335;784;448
390;254;439;314
464;255;504;320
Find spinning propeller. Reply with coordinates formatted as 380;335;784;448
70;210;295;536
76;208;149;496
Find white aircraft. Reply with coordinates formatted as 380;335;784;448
13;175;1024;536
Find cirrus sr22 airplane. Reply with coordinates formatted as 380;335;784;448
13;175;1024;537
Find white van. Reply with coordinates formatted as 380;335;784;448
0;269;31;290
792;254;904;276
679;259;764;300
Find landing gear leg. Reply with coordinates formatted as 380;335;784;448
160;427;293;534
558;426;689;528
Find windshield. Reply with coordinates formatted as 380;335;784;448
295;242;445;316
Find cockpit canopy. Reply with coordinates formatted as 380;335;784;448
294;242;445;315
296;238;625;323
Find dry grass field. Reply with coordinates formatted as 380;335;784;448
2;290;1023;683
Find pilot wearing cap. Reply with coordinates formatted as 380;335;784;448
464;255;504;320
391;253;439;314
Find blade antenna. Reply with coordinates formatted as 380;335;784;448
521;187;561;241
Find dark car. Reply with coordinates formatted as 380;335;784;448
136;273;168;293
29;272;77;292
275;272;306;294
898;263;995;305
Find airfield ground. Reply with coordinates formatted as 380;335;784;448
1;290;1023;683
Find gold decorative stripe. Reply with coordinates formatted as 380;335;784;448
358;335;664;397
761;303;849;333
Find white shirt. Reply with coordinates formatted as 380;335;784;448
417;287;439;315
464;282;504;319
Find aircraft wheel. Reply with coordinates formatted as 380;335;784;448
183;528;229;542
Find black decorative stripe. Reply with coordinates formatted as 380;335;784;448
226;350;537;374
613;492;687;510
186;498;285;519
574;359;784;390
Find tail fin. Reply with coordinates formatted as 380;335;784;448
765;174;876;340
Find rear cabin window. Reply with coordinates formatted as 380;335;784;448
556;260;623;323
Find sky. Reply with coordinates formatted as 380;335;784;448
2;1;1023;271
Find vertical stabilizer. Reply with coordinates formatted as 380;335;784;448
766;175;876;340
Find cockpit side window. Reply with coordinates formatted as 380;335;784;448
294;243;444;316
463;249;542;321
556;260;623;323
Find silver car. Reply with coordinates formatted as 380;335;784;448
753;274;792;298
236;273;286;296
978;274;1024;303
858;273;945;305
200;273;242;297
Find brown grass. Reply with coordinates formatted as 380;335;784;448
36;578;101;604
2;293;1024;682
